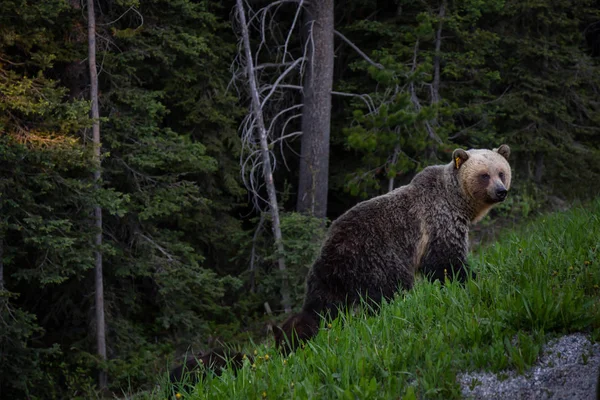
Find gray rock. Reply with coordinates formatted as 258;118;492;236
459;333;600;400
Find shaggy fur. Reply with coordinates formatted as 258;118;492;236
276;145;511;351
169;348;250;384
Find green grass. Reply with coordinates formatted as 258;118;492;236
159;200;600;400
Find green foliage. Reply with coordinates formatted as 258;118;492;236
234;212;327;312
0;1;100;390
0;92;98;400
277;213;328;307
336;0;507;197
176;200;600;400
1;0;246;397
334;0;600;202
343;92;430;197
2;0;600;397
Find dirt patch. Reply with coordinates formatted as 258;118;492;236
459;333;600;400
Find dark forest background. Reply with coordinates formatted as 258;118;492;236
1;0;599;397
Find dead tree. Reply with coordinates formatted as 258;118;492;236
86;0;107;389
231;0;383;309
234;0;292;314
0;239;3;291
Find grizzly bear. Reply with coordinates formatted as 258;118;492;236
275;145;512;350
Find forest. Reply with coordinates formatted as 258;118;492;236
1;0;599;398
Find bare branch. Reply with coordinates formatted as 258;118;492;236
0;54;25;66
138;234;175;262
255;84;376;115
255;61;297;71
448;119;486;140
331;90;376;114
257;83;303;98
273;129;303;144
260;57;304;107
282;0;304;63
247;0;301;26
267;103;303;136
98;5;143;28
334;29;384;70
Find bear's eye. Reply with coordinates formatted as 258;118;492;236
480;173;490;180
499;172;505;180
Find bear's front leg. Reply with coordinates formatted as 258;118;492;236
419;243;475;284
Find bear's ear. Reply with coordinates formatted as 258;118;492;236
452;148;469;169
494;144;510;160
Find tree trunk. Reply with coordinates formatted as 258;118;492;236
248;214;265;294
423;0;446;161
236;0;291;314
0;238;4;291
296;0;334;218
534;152;544;185
388;144;400;193
431;0;446;107
86;0;107;389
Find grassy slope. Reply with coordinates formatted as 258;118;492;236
164;200;600;400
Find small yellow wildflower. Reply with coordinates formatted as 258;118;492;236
290;382;295;388
283;359;288;366
175;393;182;400
584;260;591;265
518;248;523;253
252;363;257;368
254;349;258;356
264;354;270;361
327;323;332;329
242;354;247;360
262;391;267;398
569;265;574;271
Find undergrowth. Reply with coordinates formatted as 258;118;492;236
152;199;600;400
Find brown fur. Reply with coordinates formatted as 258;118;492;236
276;145;512;351
597;366;600;400
274;310;319;353
414;222;430;269
169;348;250;383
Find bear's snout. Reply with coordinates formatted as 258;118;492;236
492;184;508;202
496;188;508;200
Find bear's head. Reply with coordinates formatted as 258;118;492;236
452;144;511;222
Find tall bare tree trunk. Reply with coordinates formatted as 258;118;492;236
388;143;400;192
236;0;291;314
86;0;107;389
424;0;446;160
534;152;544;185
296;0;334;218
431;0;446;107
0;238;4;291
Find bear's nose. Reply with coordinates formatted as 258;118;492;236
496;188;508;200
